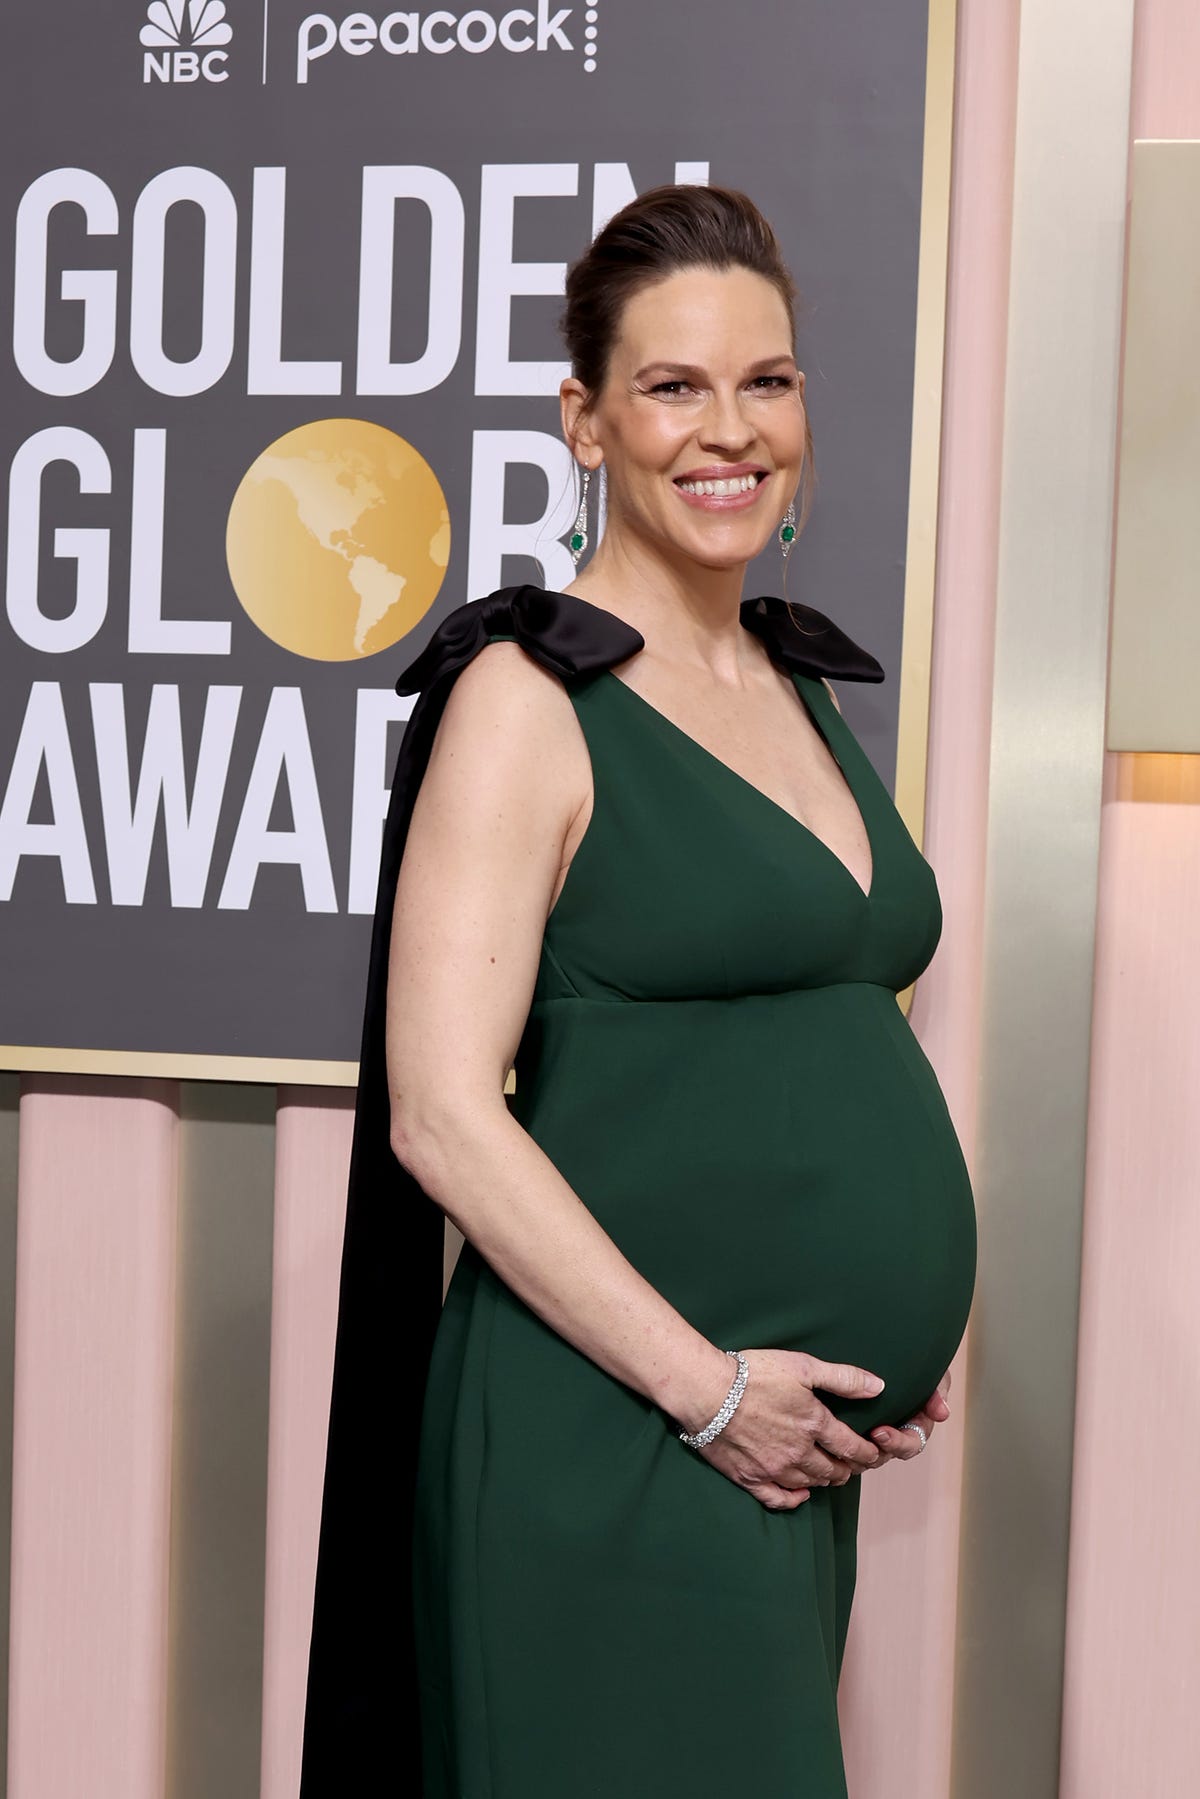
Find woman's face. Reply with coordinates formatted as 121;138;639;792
564;264;807;572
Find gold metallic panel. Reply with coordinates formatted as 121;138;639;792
895;0;959;1019
1114;751;1200;803
896;0;957;853
0;1047;358;1089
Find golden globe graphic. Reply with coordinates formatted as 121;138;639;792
225;420;451;661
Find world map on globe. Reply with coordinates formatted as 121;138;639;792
226;420;451;662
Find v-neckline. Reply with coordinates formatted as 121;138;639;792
603;666;877;905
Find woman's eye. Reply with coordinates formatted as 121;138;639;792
647;374;793;397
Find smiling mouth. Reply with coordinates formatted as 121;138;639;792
674;471;769;497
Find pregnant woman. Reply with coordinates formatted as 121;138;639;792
300;184;977;1798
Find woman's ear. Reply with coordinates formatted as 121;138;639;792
560;377;600;467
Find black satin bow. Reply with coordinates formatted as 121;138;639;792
395;585;645;694
395;585;885;696
739;594;886;684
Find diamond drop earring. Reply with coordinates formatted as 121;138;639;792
779;499;797;564
569;464;591;566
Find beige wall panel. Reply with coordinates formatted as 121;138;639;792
1107;141;1200;752
259;1089;353;1799
165;1082;276;1799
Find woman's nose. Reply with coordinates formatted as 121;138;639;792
699;389;756;449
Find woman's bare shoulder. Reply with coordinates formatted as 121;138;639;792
424;636;591;818
437;636;584;741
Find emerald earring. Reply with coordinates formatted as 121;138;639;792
569;465;591;566
779;500;797;563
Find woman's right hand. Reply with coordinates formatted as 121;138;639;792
693;1348;885;1510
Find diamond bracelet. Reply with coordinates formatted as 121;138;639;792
678;1350;750;1450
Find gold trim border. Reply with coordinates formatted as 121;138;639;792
3;4;956;1077
0;1045;359;1088
896;0;958;1018
896;0;956;851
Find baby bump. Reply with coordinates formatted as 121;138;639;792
514;987;978;1434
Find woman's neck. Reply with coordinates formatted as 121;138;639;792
563;527;755;681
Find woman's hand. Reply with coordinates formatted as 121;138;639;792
694;1348;886;1511
866;1369;952;1469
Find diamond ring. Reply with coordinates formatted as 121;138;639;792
899;1422;928;1451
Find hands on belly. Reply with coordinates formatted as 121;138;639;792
693;1352;953;1510
693;1347;887;1511
865;1368;953;1469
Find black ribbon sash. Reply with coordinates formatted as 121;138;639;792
298;585;883;1793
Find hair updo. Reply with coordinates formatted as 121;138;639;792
559;183;816;538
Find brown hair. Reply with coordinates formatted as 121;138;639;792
559;183;816;542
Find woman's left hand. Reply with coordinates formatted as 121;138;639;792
865;1369;952;1469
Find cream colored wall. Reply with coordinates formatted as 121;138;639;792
1059;2;1200;1790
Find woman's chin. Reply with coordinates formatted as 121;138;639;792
665;530;774;573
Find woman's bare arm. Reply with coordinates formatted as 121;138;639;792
385;639;734;1435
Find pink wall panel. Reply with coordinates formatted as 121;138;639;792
1060;767;1200;1796
1060;1;1200;1789
7;1078;178;1799
1127;0;1200;138
839;0;1015;1792
258;1089;354;1799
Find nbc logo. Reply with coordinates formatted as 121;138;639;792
140;1;233;83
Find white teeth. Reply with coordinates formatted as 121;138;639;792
677;474;760;496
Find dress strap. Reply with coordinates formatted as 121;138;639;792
395;586;886;694
395;584;645;694
738;595;885;684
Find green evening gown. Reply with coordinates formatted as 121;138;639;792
404;588;978;1798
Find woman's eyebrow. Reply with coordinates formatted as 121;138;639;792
633;362;705;381
633;355;798;381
